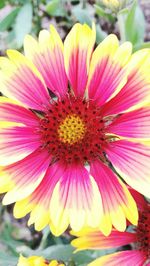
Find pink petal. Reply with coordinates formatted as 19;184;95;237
71;230;136;251
104;140;150;198
90;160;138;235
107;107;150;139
128;188;147;211
87;36;132;106
24;26;68;98
64;23;96;97
0;51;50;110
101;49;150;116
14;162;66;231
2;149;50;204
0;126;41;166
49;163;103;236
0;97;39;126
88;250;146;266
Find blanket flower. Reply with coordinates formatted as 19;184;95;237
0;23;150;235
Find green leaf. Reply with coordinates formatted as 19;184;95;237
94;4;106;18
21;244;95;265
14;3;33;48
94;4;115;23
23;244;74;262
46;0;59;15
0;252;17;266
117;7;129;42
0;223;23;255
19;243;119;265
118;0;145;45
96;24;107;44
46;0;66;17
5;30;18;49
72;6;92;26
125;0;145;44
21;244;117;265
0;8;20;32
133;42;150;51
71;2;95;26
0;0;5;9
73;250;96;265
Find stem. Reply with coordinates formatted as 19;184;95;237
117;13;127;42
82;0;86;9
32;0;41;32
38;227;50;250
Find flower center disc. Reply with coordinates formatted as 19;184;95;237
136;205;150;259
58;114;86;145
39;96;106;164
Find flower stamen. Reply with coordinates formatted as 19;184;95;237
39;96;106;164
58;114;86;145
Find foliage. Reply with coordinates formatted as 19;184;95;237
0;0;147;54
0;207;118;265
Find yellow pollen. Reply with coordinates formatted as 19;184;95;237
58;114;86;145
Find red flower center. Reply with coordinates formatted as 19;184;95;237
39;96;110;164
136;204;150;259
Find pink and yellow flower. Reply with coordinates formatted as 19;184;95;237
0;23;150;236
71;194;150;266
17;255;64;266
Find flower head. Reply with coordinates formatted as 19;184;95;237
17;255;64;266
71;195;150;266
102;0;120;10
102;0;132;11
0;23;150;236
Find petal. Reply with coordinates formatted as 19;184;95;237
0;97;40;126
105;140;150;198
101;49;150;116
129;188;147;211
1;149;50;203
17;255;47;266
14;162;65;231
88;250;146;266
49;164;103;236
107;107;150;140
0;51;50;110
90;160;138;236
71;230;136;251
64;23;96;97
0;125;41;165
87;35;132;106
24;26;68;98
